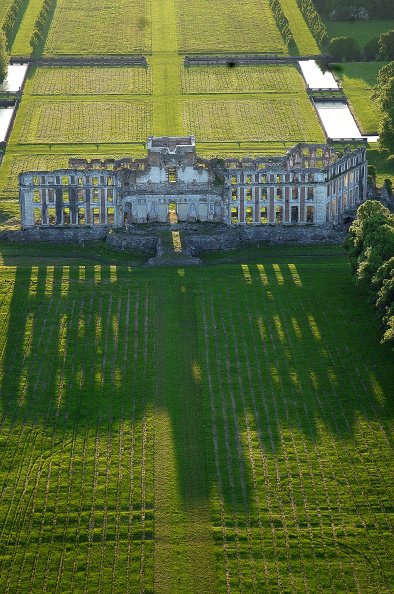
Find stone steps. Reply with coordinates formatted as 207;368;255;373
146;230;201;267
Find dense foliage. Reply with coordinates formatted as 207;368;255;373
373;62;394;155
378;30;394;61
346;200;394;344
295;0;329;47
31;0;55;50
0;30;9;82
314;0;394;19
1;0;24;44
328;36;360;60
269;0;296;49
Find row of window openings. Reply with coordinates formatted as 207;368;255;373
231;174;316;185
34;207;115;226
230;205;314;224
232;188;314;201
327;178;359;196
332;156;363;176
33;175;114;186
33;188;114;203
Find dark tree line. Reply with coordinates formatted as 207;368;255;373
346;201;394;345
0;31;9;82
373;62;394;156
314;0;394;19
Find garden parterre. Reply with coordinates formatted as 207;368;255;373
182;96;325;142
31;66;153;96
181;65;306;95
17;100;153;144
175;0;286;54
44;0;151;55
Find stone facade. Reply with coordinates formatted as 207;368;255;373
19;136;367;228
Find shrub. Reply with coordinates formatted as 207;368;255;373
328;36;360;61
364;36;379;61
30;0;55;50
295;0;328;48
269;0;296;50
378;30;394;61
2;0;24;45
0;31;9;82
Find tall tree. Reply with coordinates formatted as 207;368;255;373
0;31;9;83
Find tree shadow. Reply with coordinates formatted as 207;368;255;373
0;254;393;518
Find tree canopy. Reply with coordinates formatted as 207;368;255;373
0;31;9;83
346;200;394;345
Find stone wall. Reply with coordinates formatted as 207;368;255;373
184;223;345;254
0;226;108;243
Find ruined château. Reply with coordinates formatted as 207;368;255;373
19;136;367;228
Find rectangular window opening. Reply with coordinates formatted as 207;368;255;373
291;205;298;223
34;209;41;225
93;208;100;225
48;208;56;225
167;168;177;183
107;207;115;225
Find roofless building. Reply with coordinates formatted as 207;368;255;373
19;136;367;228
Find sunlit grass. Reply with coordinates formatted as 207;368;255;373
0;247;392;593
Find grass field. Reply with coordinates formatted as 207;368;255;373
280;0;319;54
181;65;307;95
44;0;151;55
0;243;393;593
174;0;286;54
15;100;152;144
182;96;325;142
333;62;385;134
11;0;47;56
326;19;394;48
31;67;153;96
367;145;394;185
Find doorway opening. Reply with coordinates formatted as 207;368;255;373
168;201;178;224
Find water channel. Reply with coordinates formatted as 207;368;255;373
298;59;378;142
314;101;362;140
0;63;28;93
298;59;339;90
0;107;15;142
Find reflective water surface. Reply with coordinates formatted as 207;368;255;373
0;107;15;142
315;101;362;139
299;60;339;90
0;64;28;93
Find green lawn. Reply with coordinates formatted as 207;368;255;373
326;19;394;48
44;0;151;55
367;144;394;185
0;244;393;593
333;62;385;134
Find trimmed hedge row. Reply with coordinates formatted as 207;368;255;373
2;0;24;44
269;0;295;50
295;0;328;49
31;0;55;50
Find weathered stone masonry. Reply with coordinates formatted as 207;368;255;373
19;136;367;228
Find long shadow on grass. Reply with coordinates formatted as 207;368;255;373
1;260;394;517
